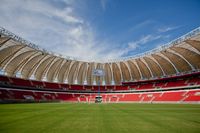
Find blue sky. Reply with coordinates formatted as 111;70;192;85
0;0;200;61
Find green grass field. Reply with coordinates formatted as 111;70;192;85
0;103;200;133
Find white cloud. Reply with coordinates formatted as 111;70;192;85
129;20;155;32
0;0;130;62
54;7;83;24
0;0;172;62
100;0;109;11
0;0;105;61
120;34;162;55
158;26;180;33
132;35;161;45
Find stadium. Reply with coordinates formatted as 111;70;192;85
0;0;200;133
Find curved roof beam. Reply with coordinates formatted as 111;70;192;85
140;58;154;78
160;50;191;72
104;63;112;85
151;54;177;75
83;63;88;84
170;47;200;69
1;47;33;70
41;57;60;81
46;58;64;82
21;53;47;79
112;63;122;84
148;56;166;75
51;58;66;82
178;42;200;55
185;40;200;52
67;61;79;84
168;48;194;70
0;39;26;51
143;56;164;77
127;60;141;80
0;45;25;68
74;62;82;84
34;56;56;80
87;62;95;85
156;53;179;73
109;63;115;85
120;62;131;81
19;52;41;77
135;59;151;79
123;61;133;80
57;60;71;83
77;62;87;84
0;37;10;47
5;50;37;76
116;62;123;82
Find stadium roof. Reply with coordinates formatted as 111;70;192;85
0;27;200;85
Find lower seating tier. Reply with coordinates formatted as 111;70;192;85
0;88;200;103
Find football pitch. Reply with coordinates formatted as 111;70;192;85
0;103;200;133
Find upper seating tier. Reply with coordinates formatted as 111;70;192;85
0;72;199;91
